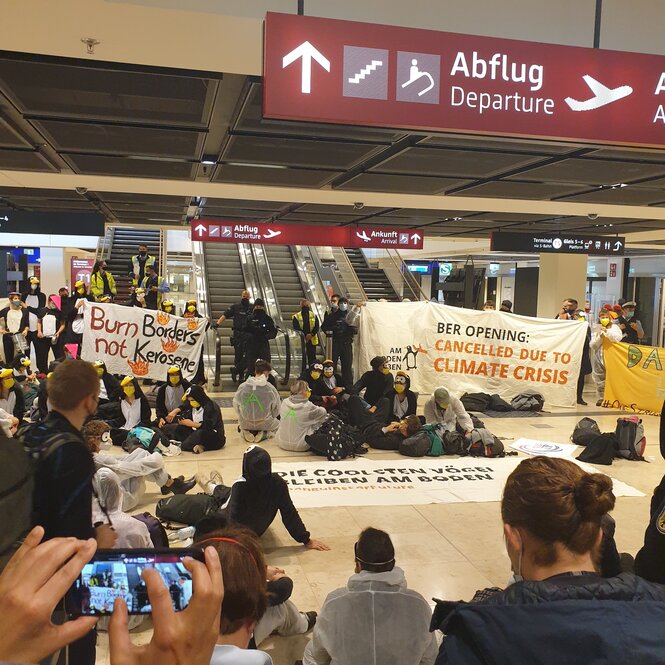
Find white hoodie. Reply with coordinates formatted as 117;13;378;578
233;375;281;432
276;395;328;452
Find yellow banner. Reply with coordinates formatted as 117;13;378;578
602;338;663;416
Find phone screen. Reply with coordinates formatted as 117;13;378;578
66;548;202;616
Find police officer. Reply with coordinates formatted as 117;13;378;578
322;295;356;388
127;243;156;287
292;298;320;366
140;263;169;310
243;298;277;380
216;289;253;383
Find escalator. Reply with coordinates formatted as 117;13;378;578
263;245;307;322
344;248;399;301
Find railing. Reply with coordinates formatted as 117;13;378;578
213;328;222;388
96;227;114;262
382;249;430;301
331;247;367;303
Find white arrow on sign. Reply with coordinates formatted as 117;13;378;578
356;231;370;242
613;240;623;251
194;224;206;237
0;215;8;221
264;229;282;239
411;232;421;243
282;41;330;94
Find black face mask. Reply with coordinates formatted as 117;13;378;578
241;297;249;305
139;251;147;257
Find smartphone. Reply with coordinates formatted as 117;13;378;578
66;548;203;616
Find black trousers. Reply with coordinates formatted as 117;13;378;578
305;341;317;365
232;333;248;377
332;338;353;388
2;333;16;364
348;395;400;450
245;341;271;379
34;335;53;373
163;423;226;451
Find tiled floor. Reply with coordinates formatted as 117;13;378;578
95;389;664;665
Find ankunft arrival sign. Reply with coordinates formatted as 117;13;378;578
264;12;665;148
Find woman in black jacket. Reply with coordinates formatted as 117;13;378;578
154;366;191;427
162;384;225;454
0;366;26;420
109;376;152;446
93;360;122;421
387;371;418;423
350;355;394;407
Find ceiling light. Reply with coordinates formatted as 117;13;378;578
201;156;217;165
227;162;288;169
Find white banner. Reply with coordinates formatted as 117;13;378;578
358;302;588;407
272;456;642;508
81;302;207;381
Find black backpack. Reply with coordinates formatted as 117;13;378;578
615;416;646;461
571;417;601;446
464;429;505;458
306;413;360;461
156;493;222;526
132;512;170;548
511;391;545;412
460;392;492;412
443;431;466;456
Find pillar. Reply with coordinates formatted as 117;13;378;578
39;247;65;297
605;258;624;302
536;254;588;319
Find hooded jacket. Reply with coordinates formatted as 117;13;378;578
225;446;310;544
303;567;437;665
351;358;394;406
433;572;665;665
388;374;418;421
182;385;225;442
155;370;191;419
97;364;122;404
423;394;473;433
233;375;281;432
276;395;328;452
110;380;151;430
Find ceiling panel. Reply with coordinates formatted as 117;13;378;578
508;158;665;185
203;198;286;211
64;154;195;179
223;135;380;169
556;187;665;204
419;135;578;154
451;180;586;199
379;208;474;219
336;173;471;194
0;118;31;148
34;120;204;159
0;58;213;126
0;186;82;200
279;211;364;224
586;148;665;163
372;146;546;178
296;203;389;216
0;149;56;171
215;164;340;188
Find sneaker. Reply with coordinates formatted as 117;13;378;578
195;472;210;492
171;476;196;495
241;430;256;443
355;445;369;455
192;445;205;454
210;470;223;486
305;611;317;631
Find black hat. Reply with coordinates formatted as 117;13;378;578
501;300;512;308
370;356;387;370
254;298;265;307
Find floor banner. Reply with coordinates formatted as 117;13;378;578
603;339;664;416
358;302;588;407
81;301;208;381
272;456;642;508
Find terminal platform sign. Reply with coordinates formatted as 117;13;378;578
191;219;424;250
264;12;665;148
491;231;625;255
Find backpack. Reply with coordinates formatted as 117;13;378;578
124;426;169;454
576;433;619;465
0;430;76;571
306;413;360;461
571;417;601;446
156;493;221;526
615;416;646;460
464;428;505;457
487;394;513;412
460;392;492;412
132;512;170;548
399;430;432;457
442;430;466;456
511;391;545;412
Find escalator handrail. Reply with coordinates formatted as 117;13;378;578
213;327;222;388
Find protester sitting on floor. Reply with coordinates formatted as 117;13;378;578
93;360;122;420
195;524;317;650
300;362;324;404
0;405;19;436
83;420;195;508
194;526;273;664
423;386;473;434
590;311;623;407
109;376;152;446
351;355;394;407
303;527;437;665
163;385;225;454
155;366;191;428
433;456;665;664
11;353;40;409
276;380;329;453
347;395;420;450
233;359;280;443
194;445;329;551
315;359;348;407
92;468;153;548
0;366;25;420
387;370;418;423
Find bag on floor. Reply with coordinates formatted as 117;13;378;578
615;416;646;460
124;426;169;454
465;428;505;458
511;391;545;412
132;512;170;548
442;430;466;456
156;493;221;526
571;417;601;446
399;430;432;457
488;394;513;412
460;392;492;412
576;433;619;465
306;413;359;461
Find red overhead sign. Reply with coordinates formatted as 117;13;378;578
264;12;665;148
190;220;424;249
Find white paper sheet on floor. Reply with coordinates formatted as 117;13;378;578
272;456;643;508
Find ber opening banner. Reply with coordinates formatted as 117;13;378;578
81;302;207;381
603;339;664;416
358;302;587;407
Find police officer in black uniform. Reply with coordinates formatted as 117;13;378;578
322;295;356;388
243;298;277;381
216;289;253;382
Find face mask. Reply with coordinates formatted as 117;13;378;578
61;293;69;299
139;251;147;257
305;390;312;399
624;311;634;320
30;284;37;291
437;402;449;410
137;295;145;301
76;288;85;295
394;384;405;393
2;378;15;390
331;302;338;310
187;305;196;313
96;367;104;377
301;304;310;310
323;368;334;377
164;306;173;313
169;376;180;386
189;399;201;409
241;297;250;304
47;302;56;309
381;367;391;375
339;303;348;312
310;371;321;380
10;299;20;307
123;386;135;397
599;318;610;326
